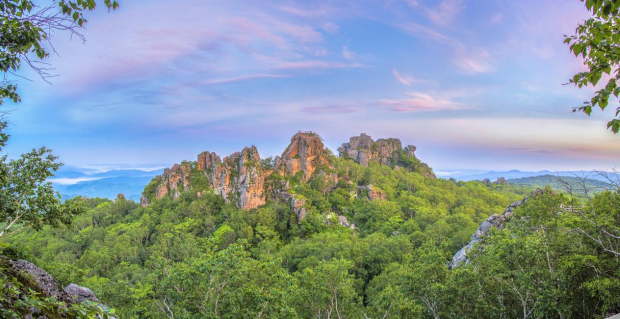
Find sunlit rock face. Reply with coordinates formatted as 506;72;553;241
274;132;331;182
199;146;266;210
156;163;192;200
156;146;266;210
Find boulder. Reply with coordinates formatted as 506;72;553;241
359;185;387;201
64;283;99;303
3;259;115;318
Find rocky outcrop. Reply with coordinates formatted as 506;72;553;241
496;177;508;185
153;147;266;210
449;189;544;269
3;258;115;318
200;146;266;210
5;259;74;305
338;133;435;177
338;133;403;166
358;185;387;201
140;195;149;207
211;146;265;209
156;163;192;200
274;132;331;182
64;283;115;316
147;131;436;212
278;192;308;221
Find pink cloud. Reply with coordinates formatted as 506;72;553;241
378;92;464;112
275;4;334;17
201;74;287;85
425;0;465;26
392;69;415;85
274;60;362;70
303;104;364;114
452;49;494;74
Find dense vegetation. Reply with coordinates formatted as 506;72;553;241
3;155;619;318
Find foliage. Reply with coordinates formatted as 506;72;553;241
565;0;620;133
0;146;85;237
2;154;619;318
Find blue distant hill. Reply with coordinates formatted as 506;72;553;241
51;168;164;202
447;170;617;182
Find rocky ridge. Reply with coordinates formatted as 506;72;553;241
449;188;544;269
146;132;434;218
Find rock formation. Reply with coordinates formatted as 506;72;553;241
154;146;266;210
147;131;435;213
338;133;434;177
274;132;331;182
203;146;266;210
358;185;387;201
140;195;149;207
156;163;192;200
3;258;115;318
449;189;544;269
338;133;403;166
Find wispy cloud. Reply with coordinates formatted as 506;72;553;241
322;22;340;34
274;60;363;70
490;13;503;25
302;104;364;114
398;22;453;45
275;4;333;17
425;0;465;26
452;49;494;74
342;46;357;59
202;74;287;85
378;91;464;112
392;69;417;85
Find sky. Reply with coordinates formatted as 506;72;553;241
3;0;620;172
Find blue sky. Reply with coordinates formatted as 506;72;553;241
4;0;620;172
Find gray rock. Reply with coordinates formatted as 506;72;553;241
65;283;99;303
449;189;544;269
6;259;73;305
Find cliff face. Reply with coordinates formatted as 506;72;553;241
155;147;266;210
201;146;266;210
274;132;331;182
155;163;192;200
338;133;434;177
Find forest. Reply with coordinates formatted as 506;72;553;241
3;148;620;318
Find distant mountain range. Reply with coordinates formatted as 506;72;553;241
445;169;618;183
51;167;164;202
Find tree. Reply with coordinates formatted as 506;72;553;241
1;0;119;106
565;0;620;133
0;0;120;235
0;139;84;237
